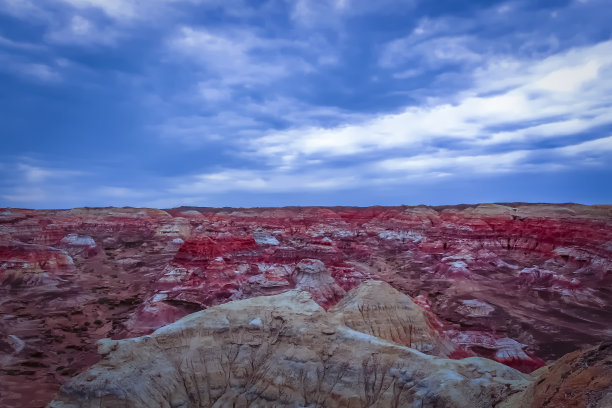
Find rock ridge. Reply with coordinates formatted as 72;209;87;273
48;283;532;408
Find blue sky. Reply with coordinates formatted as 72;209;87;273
1;0;611;209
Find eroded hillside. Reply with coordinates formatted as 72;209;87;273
1;203;611;407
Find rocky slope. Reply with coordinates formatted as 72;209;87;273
47;283;612;408
500;341;612;407
49;284;532;408
1;203;611;407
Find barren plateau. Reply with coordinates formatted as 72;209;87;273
1;203;611;407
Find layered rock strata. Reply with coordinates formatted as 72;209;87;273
0;203;611;407
49;286;532;408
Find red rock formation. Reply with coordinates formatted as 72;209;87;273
0;203;611;407
0;241;75;287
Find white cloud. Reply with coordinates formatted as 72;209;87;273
96;186;146;198
45;15;121;46
5;133;610;206
290;0;414;27
170;168;361;195
363;135;612;185
1;162;86;205
251;40;612;164
57;0;136;20
1;0;257;23
22;62;62;81
17;163;83;182
377;150;530;174
557;135;612;156
197;81;232;103
375;135;612;181
157;93;360;146
0;0;50;20
168;134;612;195
533;60;600;93
380;35;482;68
168;26;310;86
472;40;612;94
18;164;55;183
2;187;48;203
0;57;63;82
1;0;610;208
0;35;45;51
483;109;612;145
157;112;264;144
290;0;348;27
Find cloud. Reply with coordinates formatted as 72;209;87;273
557;135;612;156
380;35;482;69
0;52;63;82
290;0;349;27
156;22;340;145
2;187;48;203
157;112;265;144
250;40;612;165
532;60;600;93
155;94;363;147
0;35;46;51
18;164;57;183
1;0;611;208
1;162;86;205
290;0;415;27
52;0;257;21
169;135;612;196
56;0;137;20
16;163;84;182
377;151;531;175
20;62;62;81
45;15;121;46
94;186;155;200
167;26;312;86
0;0;50;20
3;135;610;208
196;81;232;103
170;168;361;195
0;0;232;50
52;0;190;21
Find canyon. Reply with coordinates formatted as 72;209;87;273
0;203;611;407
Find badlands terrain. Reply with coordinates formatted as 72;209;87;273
0;203;611;407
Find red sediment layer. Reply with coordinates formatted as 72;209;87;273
1;204;611;406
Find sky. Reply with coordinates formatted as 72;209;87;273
0;0;611;209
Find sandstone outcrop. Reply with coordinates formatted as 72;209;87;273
500;341;612;407
294;258;346;306
48;286;531;408
329;280;451;355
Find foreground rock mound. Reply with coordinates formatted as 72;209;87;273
49;285;530;408
501;341;612;408
329;280;452;355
